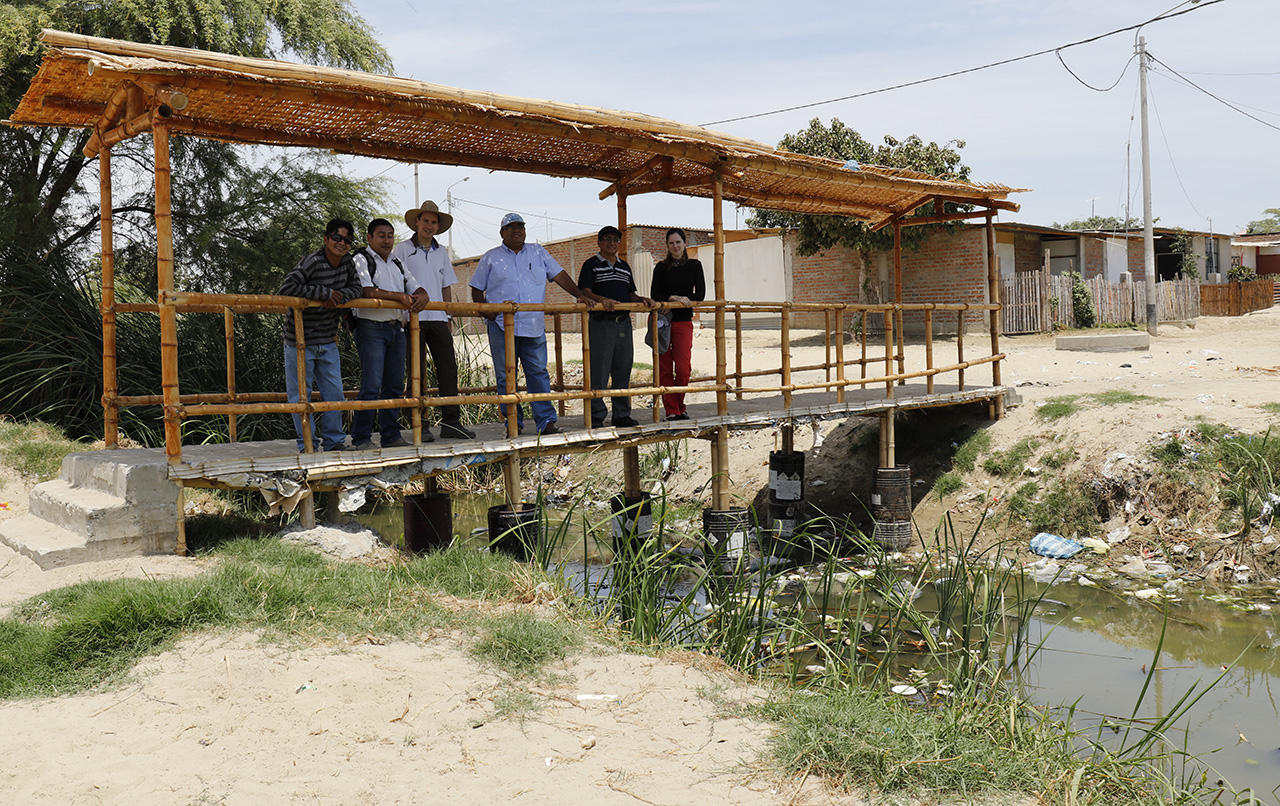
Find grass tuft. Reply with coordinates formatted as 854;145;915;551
469;610;579;677
0;418;81;481
983;437;1039;477
952;430;990;472
932;472;963;498
1036;395;1080;421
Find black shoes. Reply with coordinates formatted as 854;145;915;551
666;413;690;421
439;422;476;439
612;417;640;428
538;423;562;435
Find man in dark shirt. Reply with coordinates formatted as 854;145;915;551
279;218;363;452
577;226;653;428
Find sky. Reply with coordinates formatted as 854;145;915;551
343;0;1278;258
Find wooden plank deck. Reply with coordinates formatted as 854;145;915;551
163;383;1005;488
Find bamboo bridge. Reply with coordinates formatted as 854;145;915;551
4;31;1024;561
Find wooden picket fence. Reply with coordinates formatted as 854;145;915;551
1199;279;1276;317
999;274;1201;334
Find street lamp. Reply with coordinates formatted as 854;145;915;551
446;177;469;255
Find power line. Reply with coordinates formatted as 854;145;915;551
1149;54;1280;131
1058;52;1135;93
1147;78;1210;224
452;195;600;228
700;0;1225;127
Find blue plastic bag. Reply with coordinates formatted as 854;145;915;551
1030;532;1083;559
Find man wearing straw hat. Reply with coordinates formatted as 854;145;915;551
469;212;595;436
394;200;475;440
279;217;363;452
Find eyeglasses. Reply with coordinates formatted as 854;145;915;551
599;236;621;243
329;233;353;244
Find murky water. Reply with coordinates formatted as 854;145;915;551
358;500;1280;799
1023;583;1280;799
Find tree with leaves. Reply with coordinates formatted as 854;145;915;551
0;1;394;441
1053;215;1142;232
1246;208;1280;234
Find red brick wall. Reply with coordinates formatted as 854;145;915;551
898;229;989;333
1014;233;1044;273
1082;238;1105;280
788;235;863;328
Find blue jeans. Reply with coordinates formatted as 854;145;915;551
283;340;347;451
485;320;556;431
351;319;406;444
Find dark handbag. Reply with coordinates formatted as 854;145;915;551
644;309;672;354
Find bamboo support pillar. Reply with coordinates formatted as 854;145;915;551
925;309;935;394
293;309;313;452
834;309;845;403
99;146;119;448
581;309;592;429
883;309;894;399
623;447;642;498
893;219;905;384
554;314;565;417
860;311;868;380
154;119;182;467
502;311;518;438
781;302;792;409
734;306;743;400
879;412;896;469
712;177;729;509
781;422;794;454
649;309;660;422
957;311;966;391
407;314;421;443
985;212;1005;419
617;192;628;261
824;309;832;385
223;308;236;442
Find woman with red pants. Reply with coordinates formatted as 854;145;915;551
649;227;706;421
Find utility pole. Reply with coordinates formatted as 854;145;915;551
1138;36;1158;336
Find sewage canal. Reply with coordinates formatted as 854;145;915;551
357;501;1280;799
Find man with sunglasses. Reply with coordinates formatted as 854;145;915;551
279;218;363;452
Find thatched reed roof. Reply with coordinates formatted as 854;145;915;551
10;30;1023;227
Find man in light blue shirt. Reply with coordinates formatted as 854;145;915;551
470;213;593;435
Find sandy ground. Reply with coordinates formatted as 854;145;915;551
4;309;1280;804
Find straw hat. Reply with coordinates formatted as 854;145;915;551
404;200;453;233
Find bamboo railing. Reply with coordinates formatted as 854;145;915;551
100;292;1004;465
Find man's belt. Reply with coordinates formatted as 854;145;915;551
591;312;630;322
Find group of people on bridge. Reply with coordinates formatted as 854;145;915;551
279;200;705;452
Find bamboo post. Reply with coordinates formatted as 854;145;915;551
223;308;237;442
299;492;316;529
781;421;794;454
623;446;641;497
834;309;845;403
649;308;660;422
957;310;966;391
554;313;565;417
881;412;896;468
154;119;182;466
734;305;743;400
581;309;593;429
617;191;628;261
292;309;313;452
985;212;1004;418
859;311;868;380
175;483;187;556
503;311;518;438
781;302;792;409
883;309;894;399
823;309;832;385
408;314;421;443
925;308;934;394
98;146;119;448
712;177;729;509
893;219;905;384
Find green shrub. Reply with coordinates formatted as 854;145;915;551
932;472;963;497
953;430;991;473
983;437;1039;477
1068;272;1096;328
1036;395;1079;421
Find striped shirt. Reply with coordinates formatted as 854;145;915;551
279;247;362;345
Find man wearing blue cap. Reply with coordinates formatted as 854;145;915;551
470;213;594;435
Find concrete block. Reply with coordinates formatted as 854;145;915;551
0;513;173;569
62;450;178;507
29;479;137;538
1055;332;1150;352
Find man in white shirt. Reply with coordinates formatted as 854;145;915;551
394;201;475;440
469;213;594;436
351;218;427;449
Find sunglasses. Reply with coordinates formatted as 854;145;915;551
328;233;353;244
